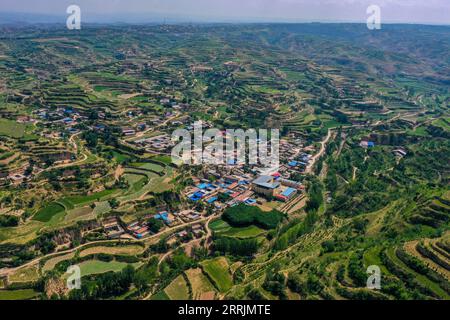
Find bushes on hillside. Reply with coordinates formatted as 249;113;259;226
69;265;135;300
222;204;284;229
0;215;19;227
347;252;367;287
272;211;318;251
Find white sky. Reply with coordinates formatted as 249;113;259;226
1;0;449;24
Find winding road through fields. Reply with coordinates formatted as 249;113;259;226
305;129;334;174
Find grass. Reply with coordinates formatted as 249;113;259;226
151;290;170;300
0;151;14;161
131;162;165;173
57;198;75;211
62;189;118;206
432;119;450;131
79;245;144;257
0;220;41;245
220;225;266;239
210;219;231;232
0;289;39;300
0;119;26;138
363;246;390;275
164;275;190;300
65;206;93;221
8;265;40;283
33;202;65;222
201;257;233;293
211;220;266;239
76;260;133;277
112;151;132;164
124;173;147;187
407;126;429;137
118;168;174;202
151;155;174;165
93;201;111;216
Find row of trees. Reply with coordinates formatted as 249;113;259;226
222;204;284;230
213;237;258;257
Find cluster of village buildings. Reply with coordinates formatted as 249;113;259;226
98;133;314;243
1;95;413;249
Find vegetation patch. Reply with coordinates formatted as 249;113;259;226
0;289;38;300
77;260;134;277
8;265;40;283
164;274;190;300
79;245;144;257
222;204;284;230
151;290;170;300
185;268;216;300
201;257;233;292
0;119;26;138
33;203;65;222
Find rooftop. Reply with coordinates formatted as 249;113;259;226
253;175;280;189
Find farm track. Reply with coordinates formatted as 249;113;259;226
305;129;334;174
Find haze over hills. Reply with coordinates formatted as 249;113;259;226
1;0;449;25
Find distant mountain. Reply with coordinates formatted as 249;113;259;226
0;12;66;25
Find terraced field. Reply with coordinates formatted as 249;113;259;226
79;245;144;258
382;246;449;299
8;265;40;283
43;252;76;272
201;257;233;293
184;268;216;300
76;260;135;277
164;275;190;300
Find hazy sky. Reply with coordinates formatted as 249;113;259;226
1;0;449;24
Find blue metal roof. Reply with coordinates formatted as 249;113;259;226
282;187;296;197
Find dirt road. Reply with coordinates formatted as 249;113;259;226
305;129;334;174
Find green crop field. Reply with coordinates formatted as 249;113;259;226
0;289;39;300
151;290;170;300
77;260;136;277
62;189;119;206
164;275;190;300
131;162;165;173
201;257;233;293
211;219;266;239
219;225;266;239
33;203;65;222
0;119;26;138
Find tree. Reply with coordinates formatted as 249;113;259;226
108;198;120;209
147;218;164;233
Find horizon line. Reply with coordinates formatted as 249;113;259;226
0;11;449;27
